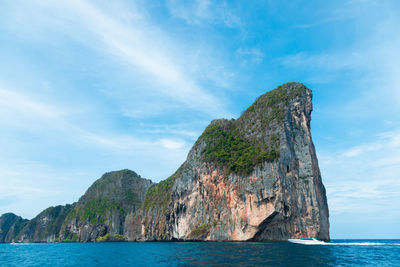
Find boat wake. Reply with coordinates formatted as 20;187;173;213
323;242;400;246
292;241;400;246
288;237;400;246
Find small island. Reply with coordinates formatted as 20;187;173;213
0;83;329;243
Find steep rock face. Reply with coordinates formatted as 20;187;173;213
60;169;153;242
128;82;329;241
0;170;153;243
0;213;28;242
14;205;74;243
0;82;329;243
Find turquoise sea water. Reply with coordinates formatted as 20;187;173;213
1;240;399;266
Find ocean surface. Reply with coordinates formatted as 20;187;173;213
0;240;399;266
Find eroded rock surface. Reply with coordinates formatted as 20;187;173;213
60;169;153;242
128;82;329;241
0;82;329;242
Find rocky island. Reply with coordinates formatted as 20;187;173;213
0;82;329;242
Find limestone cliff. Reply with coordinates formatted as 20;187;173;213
8;204;74;243
60;169;153;242
0;213;28;242
0;82;329;242
126;82;329;241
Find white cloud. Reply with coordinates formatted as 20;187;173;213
166;0;242;28
78;129;190;154
0;1;235;219
235;48;264;64
134;123;200;138
341;130;400;158
159;139;187;150
0;87;63;118
278;51;361;72
342;143;382;157
0;82;190;173
3;0;230;118
167;0;211;24
277;1;400;127
321;129;400;217
0;159;94;218
70;1;228;117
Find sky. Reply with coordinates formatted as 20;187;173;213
0;0;399;239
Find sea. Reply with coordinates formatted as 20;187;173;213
0;240;399;266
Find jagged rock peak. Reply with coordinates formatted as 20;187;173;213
136;82;329;242
60;169;153;242
0;82;329;243
79;169;150;203
0;213;29;243
194;82;310;177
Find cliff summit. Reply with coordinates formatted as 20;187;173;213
0;82;329;242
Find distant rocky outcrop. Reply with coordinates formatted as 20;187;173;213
0;82;329;242
60;169;153;242
14;205;74;243
0;213;28;242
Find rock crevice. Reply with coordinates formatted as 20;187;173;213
0;82;329;242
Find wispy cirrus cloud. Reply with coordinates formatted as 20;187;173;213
0;87;63;119
2;0;230;118
166;0;242;28
1;0;399;239
0;82;192;217
280;5;400;235
320;129;400;217
235;48;264;65
0;0;235;219
0;159;92;218
0;82;191;166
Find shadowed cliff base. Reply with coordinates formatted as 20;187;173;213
0;82;329;243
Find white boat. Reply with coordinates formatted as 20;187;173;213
288;237;326;245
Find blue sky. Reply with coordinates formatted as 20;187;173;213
0;0;399;239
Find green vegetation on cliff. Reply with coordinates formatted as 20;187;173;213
62;233;78;242
143;166;183;210
31;205;74;240
198;83;307;175
243;82;306;125
0;82;319;243
95;233;125;242
201;124;279;175
77;197;124;224
65;170;151;225
0;213;28;242
58;170;153;242
187;223;211;239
